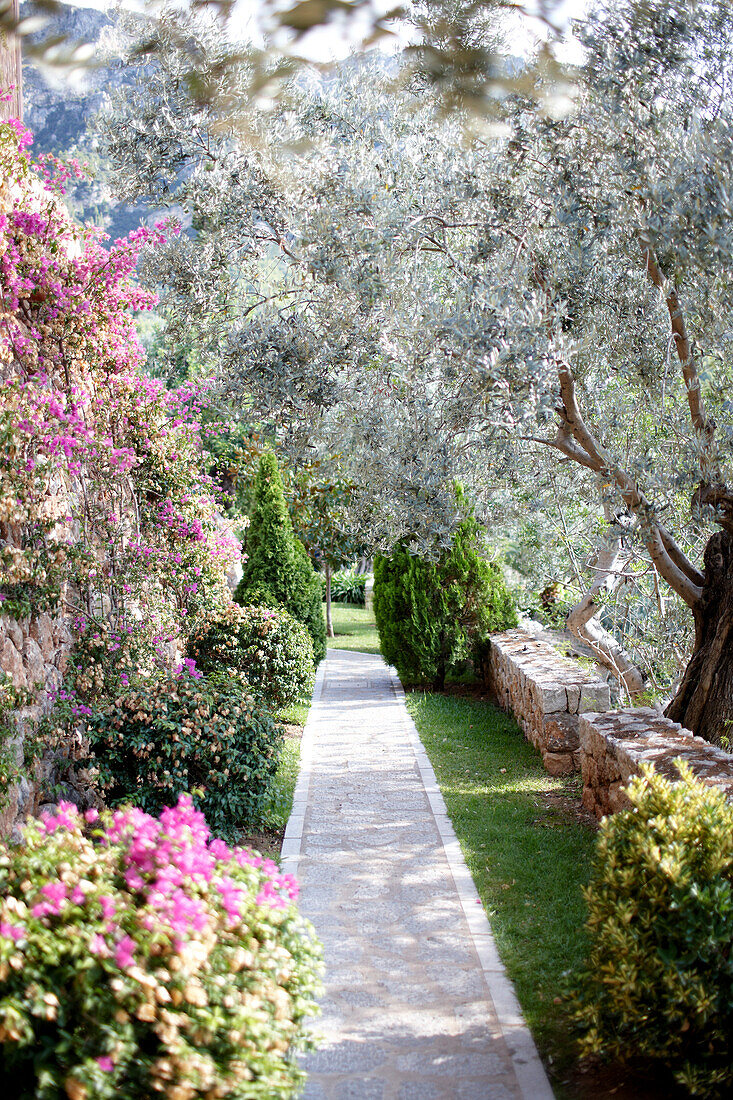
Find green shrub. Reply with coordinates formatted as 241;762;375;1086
188;604;315;709
574;763;733;1098
374;494;517;690
85;668;283;840
329;567;366;605
0;794;322;1098
235;453;326;665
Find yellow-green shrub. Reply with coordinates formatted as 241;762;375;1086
574;763;733;1098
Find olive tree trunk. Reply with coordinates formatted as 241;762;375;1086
325;560;334;638
666;531;733;746
566;544;646;702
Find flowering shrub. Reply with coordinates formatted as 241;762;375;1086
0;794;322;1098
0;118;240;715
82;669;283;840
188;604;315;709
574;763;733;1098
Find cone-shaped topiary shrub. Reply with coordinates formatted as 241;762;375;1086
573;762;733;1099
0;794;322;1098
188;604;315;709
373;490;516;690
235;453;326;665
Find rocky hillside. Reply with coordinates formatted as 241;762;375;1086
21;2;151;239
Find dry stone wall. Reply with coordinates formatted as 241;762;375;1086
487;628;611;775
0;610;74;836
580;708;733;819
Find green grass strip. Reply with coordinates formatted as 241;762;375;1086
326;601;381;654
405;690;595;1082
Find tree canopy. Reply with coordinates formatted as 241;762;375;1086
94;0;733;742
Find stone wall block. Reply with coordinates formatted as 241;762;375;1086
542;751;575;776
0;637;27;688
579;708;733;820
487;629;610;777
543;713;580;754
607;781;631;814
579;682;611;713
538;683;568;714
581;786;598;814
566;686;580;714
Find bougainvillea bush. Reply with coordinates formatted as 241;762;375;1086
0;117;240;710
574;763;733;1098
80;667;283;840
188;604;315;710
0;794;322;1099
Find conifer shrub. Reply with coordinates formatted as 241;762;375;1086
84;668;283;840
373;497;516;690
574;763;733;1098
188;604;315;708
0;794;322;1099
235;453;327;664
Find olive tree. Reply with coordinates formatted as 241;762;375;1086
98;0;733;742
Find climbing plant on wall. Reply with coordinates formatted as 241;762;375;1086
0;118;239;708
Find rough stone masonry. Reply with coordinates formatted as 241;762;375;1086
486;629;611;775
580;708;733;819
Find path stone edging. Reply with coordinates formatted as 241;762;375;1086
280;659;328;876
388;669;555;1100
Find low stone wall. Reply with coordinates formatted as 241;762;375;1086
580;708;733;819
487;629;611;775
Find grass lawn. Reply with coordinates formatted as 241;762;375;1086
405;690;597;1094
240;697;310;860
327;601;381;654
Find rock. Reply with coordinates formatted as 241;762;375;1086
30;612;55;659
0;637;27;688
22;637;46;689
543;751;575;776
3;616;25;653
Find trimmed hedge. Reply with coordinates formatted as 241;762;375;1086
188;603;315;709
574;762;733;1098
85;668;283;840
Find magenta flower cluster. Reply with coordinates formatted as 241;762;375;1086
0;793;322;1098
0;116;241;698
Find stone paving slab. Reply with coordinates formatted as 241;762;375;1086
287;649;554;1100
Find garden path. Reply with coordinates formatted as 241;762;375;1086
282;648;554;1100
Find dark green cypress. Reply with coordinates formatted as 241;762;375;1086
373;491;517;689
235;452;327;664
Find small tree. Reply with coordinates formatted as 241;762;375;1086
374;495;517;690
235;452;326;664
288;463;361;639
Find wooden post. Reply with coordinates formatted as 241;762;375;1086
0;0;23;121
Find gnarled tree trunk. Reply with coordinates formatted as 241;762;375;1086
566;540;646;702
666;531;733;746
